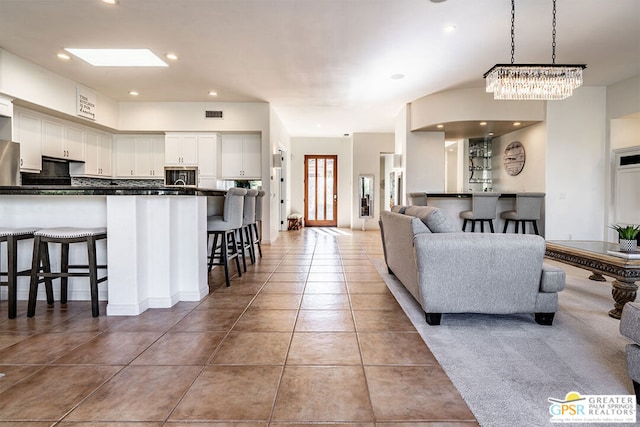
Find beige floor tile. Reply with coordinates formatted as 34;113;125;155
131;332;225;365
272;366;373;421
309;265;344;273
249;293;302;309
295;310;355;332
287;332;361;365
171;308;245;332
65;365;201;422
307;272;345;282
347;281;391;294
0;332;30;350
169;365;282;421
260;281;306;293
0;332;98;364
352;310;417;332
365;366;475;421
345;272;383;282
107;310;189;332
300;294;350;310
0;364;43;393
269;272;309;282
196;294;256;310
304;281;347;294
0;365;120;421
350;294;403;311
232;309;298;332
53;332;162;365
358;332;439;365
209;331;291;365
274;265;310;273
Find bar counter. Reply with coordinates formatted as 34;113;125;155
409;192;544;235
0;186;227;316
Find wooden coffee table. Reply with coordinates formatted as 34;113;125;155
545;240;640;319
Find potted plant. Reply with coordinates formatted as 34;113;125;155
610;224;640;252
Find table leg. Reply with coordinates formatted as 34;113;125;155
589;272;607;282
609;279;638;319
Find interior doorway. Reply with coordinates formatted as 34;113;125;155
304;155;337;227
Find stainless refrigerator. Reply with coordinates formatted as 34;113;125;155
0;140;20;186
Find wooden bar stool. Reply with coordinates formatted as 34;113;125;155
28;227;108;318
251;190;265;259
0;227;38;318
239;189;258;266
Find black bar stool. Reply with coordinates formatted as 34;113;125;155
28;227;108;318
0;227;38;318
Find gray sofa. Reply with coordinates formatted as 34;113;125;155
380;205;566;325
619;302;640;400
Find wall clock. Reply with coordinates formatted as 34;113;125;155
503;141;525;176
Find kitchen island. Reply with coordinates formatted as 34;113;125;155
0;186;225;316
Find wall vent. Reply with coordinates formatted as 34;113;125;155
205;110;223;119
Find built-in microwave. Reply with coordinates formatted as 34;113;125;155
164;166;198;187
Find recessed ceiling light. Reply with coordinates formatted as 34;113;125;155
488;132;495;136
64;48;168;67
102;0;118;4
165;53;178;61
129;90;139;96
391;73;405;80
513;122;521;126
57;52;70;60
479;122;487;126
208;91;218;96
430;0;447;3
444;24;457;32
437;124;444;129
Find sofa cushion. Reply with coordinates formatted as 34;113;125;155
404;206;460;233
621;302;640;344
390;205;407;214
539;264;566;292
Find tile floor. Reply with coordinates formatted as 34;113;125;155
0;227;478;426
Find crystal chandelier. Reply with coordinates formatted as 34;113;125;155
484;0;586;100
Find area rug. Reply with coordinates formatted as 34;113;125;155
373;258;635;427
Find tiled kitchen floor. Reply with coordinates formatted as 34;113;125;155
0;227;478;426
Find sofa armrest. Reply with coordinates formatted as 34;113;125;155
621;302;640;344
539;263;566;293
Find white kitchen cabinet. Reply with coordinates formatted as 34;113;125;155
14;109;42;172
220;134;261;179
135;136;164;178
115;135;164;178
85;131;112;177
165;133;198;165
197;134;217;188
114;136;135;177
42;119;83;161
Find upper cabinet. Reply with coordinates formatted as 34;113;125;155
220;134;261;179
165;133;198;165
42;119;83;161
114;135;164;178
14;109;42;172
84;131;112;177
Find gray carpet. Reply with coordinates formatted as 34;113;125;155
374;258;636;427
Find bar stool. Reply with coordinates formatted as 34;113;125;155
459;193;501;232
239;189;258;266
28;227;108;318
501;192;545;235
251;190;265;259
1;227;38;318
408;192;427;206
207;187;246;287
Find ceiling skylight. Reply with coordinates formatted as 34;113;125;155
64;48;168;67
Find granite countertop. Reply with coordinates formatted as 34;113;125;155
424;192;517;198
0;186;227;196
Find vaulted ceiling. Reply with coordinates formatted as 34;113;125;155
0;0;638;137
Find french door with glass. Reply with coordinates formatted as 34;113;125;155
304;155;337;227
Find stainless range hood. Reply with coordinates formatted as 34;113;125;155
0;140;20;186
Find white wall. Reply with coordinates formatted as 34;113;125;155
492;123;547;193
545;87;607;240
352;133;394;229
611;118;640;150
0;49;118;128
405;131;445;197
606;75;640;120
289;136;352;227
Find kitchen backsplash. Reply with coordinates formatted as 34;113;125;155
71;177;165;187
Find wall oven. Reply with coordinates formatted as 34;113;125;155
164;166;198;187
